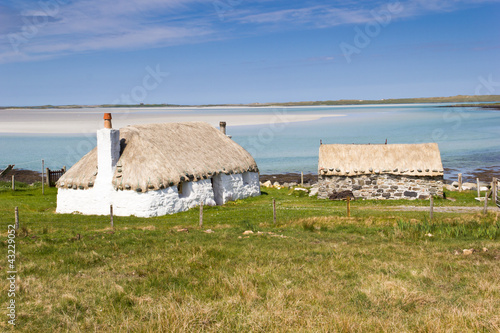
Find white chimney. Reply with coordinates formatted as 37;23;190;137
96;113;120;185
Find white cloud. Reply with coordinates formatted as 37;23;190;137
233;0;500;28
0;0;215;63
0;0;499;64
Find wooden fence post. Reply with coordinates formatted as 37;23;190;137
301;172;304;187
11;175;15;191
46;168;50;187
15;207;19;230
430;196;434;221
42;159;45;195
483;193;488;215
110;205;114;228
476;178;480;198
458;173;462;192
492;178;497;203
347;196;351;217
273;199;276;224
199;201;203;228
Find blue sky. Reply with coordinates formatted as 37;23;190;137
0;0;499;106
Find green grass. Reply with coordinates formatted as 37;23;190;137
0;184;499;332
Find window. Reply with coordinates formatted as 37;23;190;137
242;172;252;185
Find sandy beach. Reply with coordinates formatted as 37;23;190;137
0;107;344;134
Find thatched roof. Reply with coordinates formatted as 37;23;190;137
319;143;443;177
57;122;258;191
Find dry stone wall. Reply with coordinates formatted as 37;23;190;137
318;174;443;200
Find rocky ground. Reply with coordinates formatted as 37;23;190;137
0;168;42;184
2;168;498;189
444;166;500;183
260;170;499;188
259;173;318;187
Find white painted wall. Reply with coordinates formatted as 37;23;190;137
56;179;217;217
212;172;260;205
95;128;120;184
56;172;260;217
56;127;260;217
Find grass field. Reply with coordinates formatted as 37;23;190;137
0;182;499;332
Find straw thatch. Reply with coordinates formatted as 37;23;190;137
57;122;258;191
319;143;443;177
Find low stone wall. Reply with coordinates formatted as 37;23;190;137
318;174;443;200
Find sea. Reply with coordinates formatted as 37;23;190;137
1;104;499;181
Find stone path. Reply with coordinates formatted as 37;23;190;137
368;206;498;213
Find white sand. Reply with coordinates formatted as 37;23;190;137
0;107;345;134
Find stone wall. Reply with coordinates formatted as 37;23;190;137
318;174;443;200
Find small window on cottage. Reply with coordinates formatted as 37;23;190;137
177;182;183;194
242;172;251;185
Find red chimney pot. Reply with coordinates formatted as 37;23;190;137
104;113;112;128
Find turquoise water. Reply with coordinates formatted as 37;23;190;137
1;104;499;180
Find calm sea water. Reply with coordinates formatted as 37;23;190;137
1;104;499;180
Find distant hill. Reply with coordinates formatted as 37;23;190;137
258;95;500;107
2;95;500;109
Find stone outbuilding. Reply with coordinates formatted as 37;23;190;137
317;143;444;200
56;115;260;217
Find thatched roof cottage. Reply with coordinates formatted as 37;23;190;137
56;115;260;217
317;143;444;200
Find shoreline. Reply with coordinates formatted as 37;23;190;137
4;168;499;186
0;108;344;134
443;103;500;111
2;94;499;109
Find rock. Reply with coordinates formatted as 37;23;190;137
462;182;476;191
425;233;433;237
204;229;214;233
289;182;298;187
482;247;488;252
479;186;489;192
294;187;309;193
262;180;272;188
283;182;290;188
403;191;418;198
444;184;456;191
243;230;254;235
273;181;281;188
309;187;319;197
462;248;474;256
176;228;189;233
328;190;354;200
451;181;459;187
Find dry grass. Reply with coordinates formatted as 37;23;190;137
0;186;499;332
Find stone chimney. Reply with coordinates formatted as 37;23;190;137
219;121;226;135
96;113;120;185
